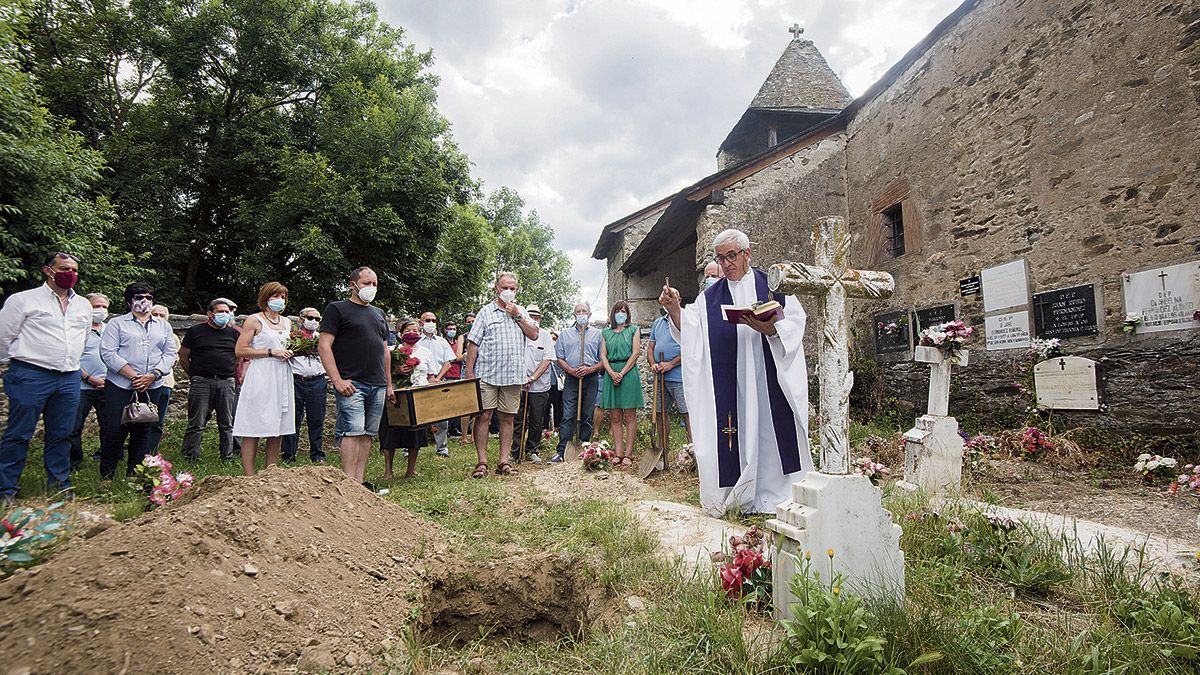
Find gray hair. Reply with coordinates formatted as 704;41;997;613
151;304;169;315
574;301;591;313
496;271;519;285
86;292;109;304
713;229;750;251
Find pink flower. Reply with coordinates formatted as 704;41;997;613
176;472;195;488
733;547;764;574
719;563;744;597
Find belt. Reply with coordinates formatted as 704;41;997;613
294;374;325;382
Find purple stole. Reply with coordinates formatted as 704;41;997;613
705;269;803;487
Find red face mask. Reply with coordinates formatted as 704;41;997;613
53;270;78;289
401;333;421;345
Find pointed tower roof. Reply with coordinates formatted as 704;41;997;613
749;37;852;110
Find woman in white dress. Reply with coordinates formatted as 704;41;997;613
233;281;295;475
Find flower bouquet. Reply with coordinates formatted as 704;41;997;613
1133;453;1178;484
876;316;909;337
1122;314;1142;334
1020;427;1053;461
1168;464;1200;499
852;457;891;485
286;331;319;358
712;525;771;607
1;502;70;578
1029;338;1067;361
918;320;973;364
578;440;615;471
131;454;194;508
391;345;423;388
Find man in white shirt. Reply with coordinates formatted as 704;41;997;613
417;311;456;457
0;252;93;499
512;304;555;464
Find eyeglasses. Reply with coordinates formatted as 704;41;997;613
713;249;746;265
132;294;154;301
424;318;437;323
304;316;321;321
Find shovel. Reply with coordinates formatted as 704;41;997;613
564;329;587;460
638;371;666;479
514;386;529;464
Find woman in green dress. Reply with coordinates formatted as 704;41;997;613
601;300;644;467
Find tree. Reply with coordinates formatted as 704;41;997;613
482;187;579;325
19;0;479;313
0;1;139;299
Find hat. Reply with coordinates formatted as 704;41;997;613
209;297;237;312
527;304;543;317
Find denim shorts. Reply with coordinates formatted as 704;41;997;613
335;381;386;439
660;380;688;414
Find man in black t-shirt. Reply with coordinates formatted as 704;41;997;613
318;267;391;485
179;298;240;461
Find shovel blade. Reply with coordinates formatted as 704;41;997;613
637;446;663;480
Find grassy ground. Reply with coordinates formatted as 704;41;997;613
10;416;1200;674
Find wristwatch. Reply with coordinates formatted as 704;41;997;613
152;369;165;379
268;348;274;358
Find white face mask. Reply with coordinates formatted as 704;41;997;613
422;322;436;335
91;309;108;324
356;285;377;303
302;319;319;331
499;289;517;304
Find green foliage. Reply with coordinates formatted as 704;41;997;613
482;187;580;325
1;500;70;577
0;1;139;298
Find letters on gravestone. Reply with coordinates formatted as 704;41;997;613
1033;284;1098;339
915;304;956;332
959;276;981;298
985;310;1032;350
1121;260;1200;334
1033;356;1101;411
874;309;911;354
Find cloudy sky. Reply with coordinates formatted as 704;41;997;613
377;0;962;316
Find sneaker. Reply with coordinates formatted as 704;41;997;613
528;453;542;464
548;454;564;464
436;448;449;458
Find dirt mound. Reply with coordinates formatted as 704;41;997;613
0;466;447;674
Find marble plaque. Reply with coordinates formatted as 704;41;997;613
981;259;1030;313
984;310;1031;351
1033;356;1100;410
1121;260;1200;334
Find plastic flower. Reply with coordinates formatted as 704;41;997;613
719;564;744;597
733;547;764;574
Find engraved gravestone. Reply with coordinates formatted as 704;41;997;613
1033;356;1101;410
985;310;1032;350
1121;261;1200;334
1033;284;1099;339
915;304;957;332
874;309;911;355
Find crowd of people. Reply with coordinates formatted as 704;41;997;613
0;253;705;500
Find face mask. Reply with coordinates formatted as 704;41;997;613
446;330;457;339
575;315;589;327
422;322;436;335
212;312;232;327
91;309;107;324
132;298;152;314
614;312;628;325
303;319;319;331
499;289;517;304
356;285;377;303
53;270;78;290
267;298;286;313
704;277;718;289
401;333;421;345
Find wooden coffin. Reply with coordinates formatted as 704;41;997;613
385;378;482;427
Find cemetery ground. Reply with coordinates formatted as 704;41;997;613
2;414;1200;674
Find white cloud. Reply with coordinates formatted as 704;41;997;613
380;0;963;321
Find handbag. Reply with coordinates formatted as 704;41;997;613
121;389;160;425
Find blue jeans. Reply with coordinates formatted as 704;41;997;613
99;384;170;478
555;373;599;457
0;360;80;496
70;387;107;470
283;376;328;461
334;381;386;440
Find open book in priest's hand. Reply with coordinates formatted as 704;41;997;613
721;300;781;325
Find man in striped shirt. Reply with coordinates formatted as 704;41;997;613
465;272;539;477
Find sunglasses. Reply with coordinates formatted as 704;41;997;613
133;294;154;301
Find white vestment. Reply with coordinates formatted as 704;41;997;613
671;273;813;516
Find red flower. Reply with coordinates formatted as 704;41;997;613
719;563;744;597
733;547;764;574
405;357;420;367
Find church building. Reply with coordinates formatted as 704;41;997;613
592;0;1200;435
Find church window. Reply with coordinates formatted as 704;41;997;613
883;204;905;257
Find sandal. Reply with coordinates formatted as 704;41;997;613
471;463;488;479
496;462;518;476
621;457;633;468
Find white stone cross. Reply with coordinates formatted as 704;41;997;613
768;216;895;474
789;23;805;39
913;345;969;417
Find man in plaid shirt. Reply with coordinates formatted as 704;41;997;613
465;272;539;477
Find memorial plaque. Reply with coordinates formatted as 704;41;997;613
1033;284;1098;339
959;276;981;298
981;259;1030;313
1121;260;1200;334
914;304;957;332
1033;356;1101;410
874;309;912;354
984;310;1032;351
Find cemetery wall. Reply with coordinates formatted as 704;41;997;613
832;0;1200;433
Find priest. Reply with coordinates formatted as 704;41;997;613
659;228;813;516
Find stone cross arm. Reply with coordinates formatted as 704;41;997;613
768;261;895;300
